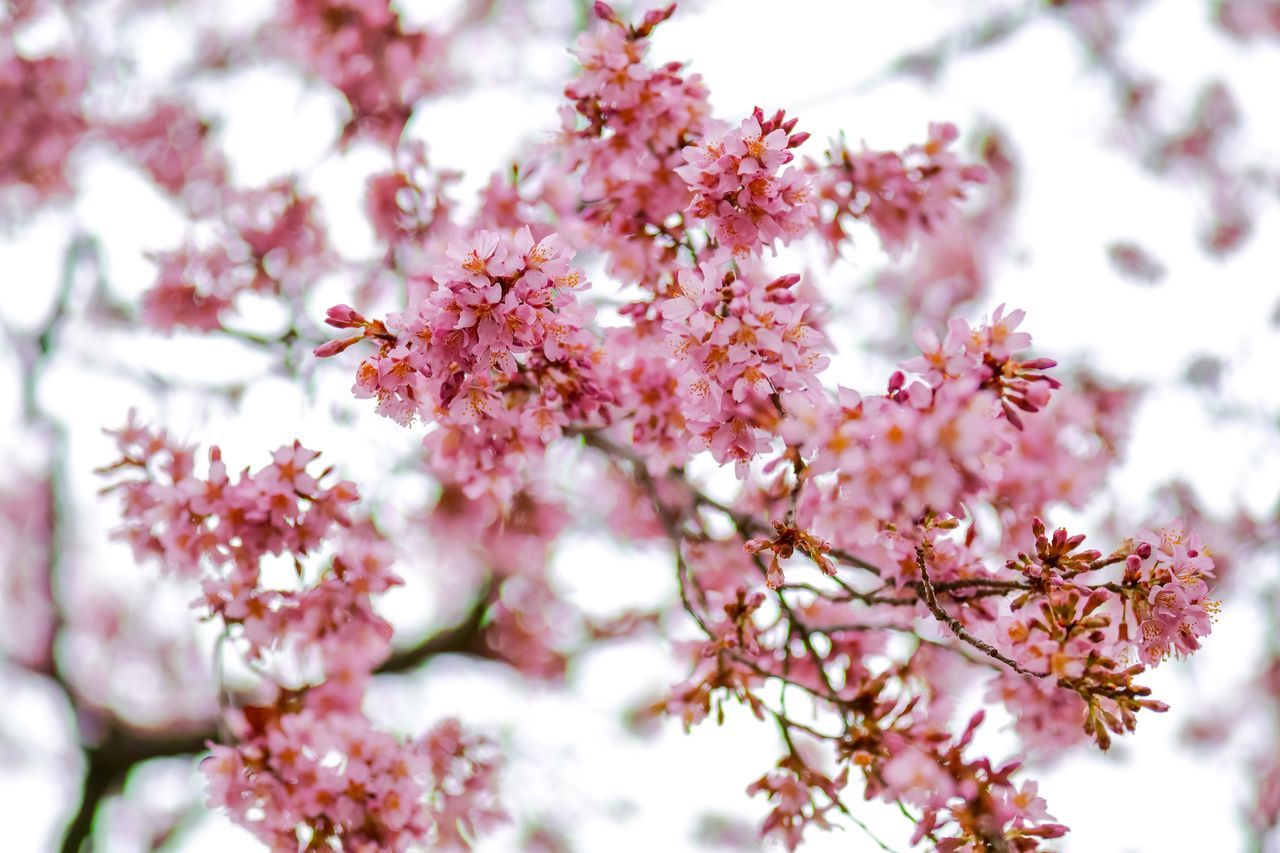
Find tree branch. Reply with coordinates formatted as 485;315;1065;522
914;546;1047;679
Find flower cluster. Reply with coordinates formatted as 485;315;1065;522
903;303;1060;428
561;2;712;281
278;0;450;146
318;227;612;500
657;585;769;729
747;306;1064;595
100;414;505;849
676;108;815;258
660;261;828;468
205;701;503;851
747;755;845;851
813;122;987;256
866;713;1068;851
605;311;694;471
0;49;87;204
787;380;1010;556
142;180;330;332
1124;519;1218;666
99;418;382;667
993;517;1217;749
107;101;227;214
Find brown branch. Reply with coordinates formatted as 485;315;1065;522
580;430;888;579
914;546;1048;680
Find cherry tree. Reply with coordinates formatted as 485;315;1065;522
2;1;1278;851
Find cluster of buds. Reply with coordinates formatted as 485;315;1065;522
590;1;676;38
312;304;394;358
1005;516;1106;595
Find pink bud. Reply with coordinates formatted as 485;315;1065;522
1008;394;1039;413
314;336;362;358
1001;400;1025;430
593;1;619;23
640;4;676;33
766;273;801;290
1084;587;1111;615
325;304;366;329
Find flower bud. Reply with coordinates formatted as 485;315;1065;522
314;336;362;358
325;304;366;329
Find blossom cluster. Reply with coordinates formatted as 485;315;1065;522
1125;519;1218;665
660;261;828;468
278;0;450;146
318;227;612;499
107;101;228;215
995;516;1217;748
676;108;815;258
205;703;502;852
866;712;1068;851
101;416;377;668
813;122;987;256
773;305;1055;564
0;48;87;204
142;180;330;332
903;303;1060;428
561;1;712;281
99;414;504;849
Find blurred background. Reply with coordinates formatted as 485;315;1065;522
1;0;1279;850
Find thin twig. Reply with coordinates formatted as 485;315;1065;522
914;546;1047;680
